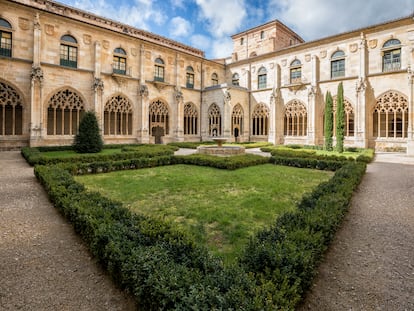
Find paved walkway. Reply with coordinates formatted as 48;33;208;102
0;152;135;311
299;153;414;310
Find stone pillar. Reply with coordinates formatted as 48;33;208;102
355;32;368;148
29;13;43;146
306;55;319;145
93;41;104;130
174;86;184;141
138;84;150;143
223;90;231;137
406;66;414;155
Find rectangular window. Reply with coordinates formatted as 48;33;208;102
60;44;77;68
0;31;12;57
186;73;194;88
113;56;126;75
331;59;345;78
383;49;401;72
258;74;267;89
290;68;301;84
154;65;164;82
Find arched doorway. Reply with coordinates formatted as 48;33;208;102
149;99;169;143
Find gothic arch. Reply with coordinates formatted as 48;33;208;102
373;90;408;138
46;88;85;135
251;103;269;136
332;96;355;137
0;80;24;135
208;103;221;136
149;98;169;136
104;94;133;135
284;99;307;136
184;102;198;135
232;103;243;137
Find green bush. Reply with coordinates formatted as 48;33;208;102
73;111;103;153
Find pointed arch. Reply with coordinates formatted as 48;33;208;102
208;103;221;136
284;100;307;136
0;80;24;135
46;88;85;135
232;103;243;137
184;102;198;135
252;103;269;136
332;96;354;137
149;99;169;135
373;90;408;138
104;94;133;135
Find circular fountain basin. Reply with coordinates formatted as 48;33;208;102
197;138;245;156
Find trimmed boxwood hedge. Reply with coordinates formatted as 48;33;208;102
32;150;366;310
21;145;178;166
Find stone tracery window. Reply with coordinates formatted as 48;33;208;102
47;88;85;135
332;97;354;137
252;103;269;136
373;91;408;138
60;35;78;68
104;95;132;135
284;100;307;136
184;102;198;135
0;81;23;135
149;99;169;135
232;104;243;137
208;103;221;136
0;18;12;57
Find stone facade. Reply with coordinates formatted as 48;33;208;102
0;0;413;153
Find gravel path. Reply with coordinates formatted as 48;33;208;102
298;153;414;311
0;152;135;311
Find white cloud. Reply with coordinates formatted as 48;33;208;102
170;0;185;9
210;37;234;59
169;16;192;38
71;0;165;30
190;34;211;51
195;0;247;37
270;0;413;40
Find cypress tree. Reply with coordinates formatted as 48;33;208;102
324;91;333;151
73;111;103;153
336;82;345;153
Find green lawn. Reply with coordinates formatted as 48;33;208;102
76;164;332;263
40;148;122;158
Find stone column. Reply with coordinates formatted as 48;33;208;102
93;41;104;130
138;84;150;143
406;66;414;155
174;86;184;141
307;55;319;145
29;13;43;146
268;63;280;144
223;90;231;137
355;32;368;148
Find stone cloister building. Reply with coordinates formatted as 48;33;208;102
1;0;414;153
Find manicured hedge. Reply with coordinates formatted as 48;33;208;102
173;153;270;170
33;150;366;310
21;145;178;166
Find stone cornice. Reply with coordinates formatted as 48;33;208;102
9;0;205;58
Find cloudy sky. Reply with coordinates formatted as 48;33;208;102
58;0;413;59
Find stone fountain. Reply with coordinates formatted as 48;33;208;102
197;137;245;156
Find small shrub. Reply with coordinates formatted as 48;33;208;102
73;111;103;153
